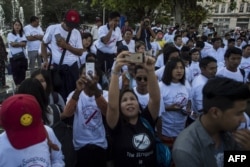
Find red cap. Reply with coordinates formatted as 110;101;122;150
0;94;46;149
64;9;80;28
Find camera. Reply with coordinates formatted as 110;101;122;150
125;53;144;63
144;21;150;27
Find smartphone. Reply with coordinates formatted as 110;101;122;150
55;33;62;40
125;53;144;63
85;62;95;79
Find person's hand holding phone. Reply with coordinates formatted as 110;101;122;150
55;34;67;49
76;74;87;91
113;51;130;73
142;55;155;72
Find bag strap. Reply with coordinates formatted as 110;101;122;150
47;31;72;68
140;117;155;137
58;31;72;66
52;92;59;104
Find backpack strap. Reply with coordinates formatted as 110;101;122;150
52;92;59;104
48;104;61;128
240;68;245;82
140;117;155;137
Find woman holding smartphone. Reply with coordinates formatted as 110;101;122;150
107;51;160;167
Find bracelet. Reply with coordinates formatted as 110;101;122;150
112;70;120;76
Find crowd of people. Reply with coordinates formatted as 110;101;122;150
1;8;250;167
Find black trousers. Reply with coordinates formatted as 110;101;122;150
53;62;79;102
96;49;115;74
10;57;28;85
75;144;107;167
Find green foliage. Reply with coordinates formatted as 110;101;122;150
41;0;84;28
182;5;209;27
91;0;162;20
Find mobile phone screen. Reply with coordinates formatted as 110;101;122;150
85;63;95;79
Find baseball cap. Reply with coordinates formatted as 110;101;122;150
64;9;80;28
0;94;46;149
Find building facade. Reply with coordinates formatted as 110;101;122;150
200;0;250;35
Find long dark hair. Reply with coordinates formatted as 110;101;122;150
17;78;50;125
31;69;53;97
81;32;93;52
11;19;24;37
162;57;186;85
162;45;180;65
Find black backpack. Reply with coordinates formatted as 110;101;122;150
48;101;76;166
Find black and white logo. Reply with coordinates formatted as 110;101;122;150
132;133;151;151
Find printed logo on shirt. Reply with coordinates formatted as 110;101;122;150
192;68;200;77
173;92;188;108
132;133;151;151
19;157;49;167
81;105;102;131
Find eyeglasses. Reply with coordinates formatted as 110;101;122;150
136;76;147;82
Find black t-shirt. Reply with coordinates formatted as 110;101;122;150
110;107;157;167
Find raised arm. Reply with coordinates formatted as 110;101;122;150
143;56;160;120
61;73;87;119
106;51;130;129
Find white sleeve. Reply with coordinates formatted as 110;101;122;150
7;33;15;43
192;85;203;112
98;26;107;39
45;126;65;167
23;26;30;36
42;25;54;44
117;28;123;41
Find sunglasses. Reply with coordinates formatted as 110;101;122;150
136;76;147;82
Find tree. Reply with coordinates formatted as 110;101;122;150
41;0;84;28
172;0;242;26
91;0;162;22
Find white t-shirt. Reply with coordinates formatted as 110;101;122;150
91;25;99;41
95;24;122;54
79;51;88;66
23;24;44;51
216;67;244;83
238;112;250;129
0;125;64;167
240;56;250;80
118;72;137;90
155;53;164;68
7;33;27;57
150;41;161;57
155;66;165;81
133;87;165;116
191;74;208;114
182;37;189;45
122;40;135;53
188;61;201;83
159;81;190;137
163;33;174;43
42;24;83;66
203;47;225;69
67;91;108;150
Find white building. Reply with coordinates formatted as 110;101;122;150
200;0;250;35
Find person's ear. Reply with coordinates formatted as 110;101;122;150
210;107;223;119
